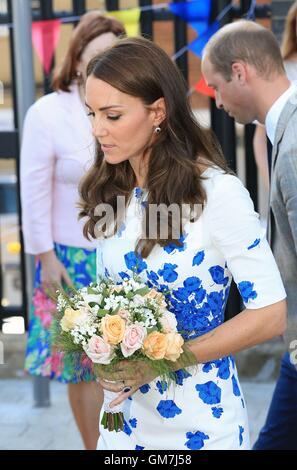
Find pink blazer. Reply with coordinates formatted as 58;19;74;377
20;84;96;254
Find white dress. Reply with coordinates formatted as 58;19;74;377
96;167;286;450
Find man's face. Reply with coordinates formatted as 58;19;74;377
202;55;256;124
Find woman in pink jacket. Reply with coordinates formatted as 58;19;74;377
21;12;125;449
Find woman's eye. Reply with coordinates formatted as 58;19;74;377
108;115;121;121
87;111;95;117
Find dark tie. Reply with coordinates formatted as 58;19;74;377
267;136;273;182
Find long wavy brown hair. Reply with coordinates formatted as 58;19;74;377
281;1;297;60
79;37;229;258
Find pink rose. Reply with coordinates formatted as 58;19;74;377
121;324;147;358
84;335;115;364
118;308;130;321
159;310;177;333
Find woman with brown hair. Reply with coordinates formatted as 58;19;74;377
79;37;286;450
21;12;125;449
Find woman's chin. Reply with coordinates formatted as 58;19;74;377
104;155;124;165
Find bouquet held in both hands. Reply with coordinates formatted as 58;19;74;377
52;276;194;432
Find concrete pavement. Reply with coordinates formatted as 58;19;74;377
0;378;275;450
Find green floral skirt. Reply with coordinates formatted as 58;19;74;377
24;243;97;383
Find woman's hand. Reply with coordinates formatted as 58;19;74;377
98;360;159;408
39;250;73;294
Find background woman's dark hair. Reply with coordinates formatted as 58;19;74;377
79;36;229;258
52;11;126;91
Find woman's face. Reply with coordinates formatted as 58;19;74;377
77;33;118;83
85;75;162;165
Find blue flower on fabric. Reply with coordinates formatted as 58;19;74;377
123;420;132;436
186;311;209;332
217;357;231;380
195;287;207;304
173;287;189;301
147;270;159;284
185;431;209;450
124;251;147;274
158;263;178;283
134;187;143;199
139;384;151;394
207;291;224;318
239;425;244;446
183;276;202;293
118;271;130;280
157;400;182;419
211;406;224;419
247;238;260;250
135;445;145;450
174;369;192;386
129;418;137;428
238;281;258;303
232;374;241;397
202;358;230;380
164;233;188;254
196;381;221;405
202;362;212;373
209;266;229;287
156;380;168;394
193;250;205;267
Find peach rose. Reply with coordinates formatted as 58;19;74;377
101;314;125;345
121;324;147;358
142;331;168;360
84;335;115;364
144;289;165;306
60;307;84;332
164;332;184;362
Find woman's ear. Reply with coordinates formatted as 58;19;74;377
150;97;166;126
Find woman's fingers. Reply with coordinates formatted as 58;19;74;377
98;379;124;392
109;387;136;408
62;268;74;288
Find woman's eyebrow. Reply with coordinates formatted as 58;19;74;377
85;102;124;111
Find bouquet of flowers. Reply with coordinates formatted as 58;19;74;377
52;276;190;432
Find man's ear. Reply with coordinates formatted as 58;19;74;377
150;97;166;126
231;62;247;84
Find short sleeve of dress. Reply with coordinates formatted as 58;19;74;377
206;173;286;309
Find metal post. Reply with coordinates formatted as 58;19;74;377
139;0;153;39
174;0;188;83
11;0;50;407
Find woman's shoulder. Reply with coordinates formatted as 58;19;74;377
26;90;61;119
28;86;77;114
202;167;249;203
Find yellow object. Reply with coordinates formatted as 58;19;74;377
7;241;21;254
107;8;140;37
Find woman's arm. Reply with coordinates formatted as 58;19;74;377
20;102;55;255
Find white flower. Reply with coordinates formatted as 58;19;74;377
132;294;146;307
159;310;177;333
83;294;102;305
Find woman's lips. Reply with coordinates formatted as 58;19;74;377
101;144;115;152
